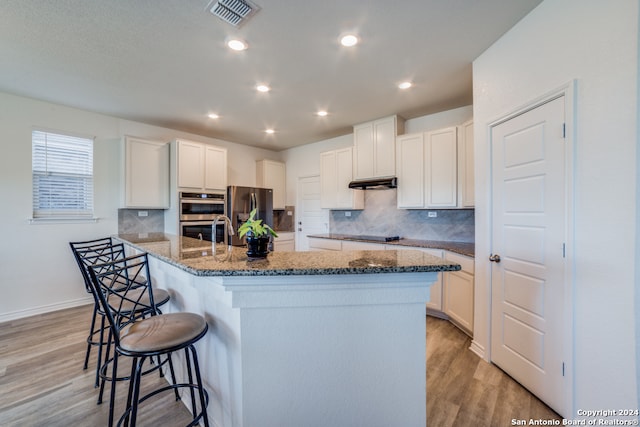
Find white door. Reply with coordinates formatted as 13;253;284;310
490;96;567;415
296;175;329;251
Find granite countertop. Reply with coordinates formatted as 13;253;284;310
307;233;475;257
115;233;461;277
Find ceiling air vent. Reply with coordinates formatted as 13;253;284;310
206;0;260;27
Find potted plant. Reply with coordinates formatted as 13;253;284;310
237;208;278;259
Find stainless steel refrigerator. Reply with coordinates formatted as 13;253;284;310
227;186;273;246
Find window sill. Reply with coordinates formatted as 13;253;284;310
28;217;99;224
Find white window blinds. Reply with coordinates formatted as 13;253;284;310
32;129;94;219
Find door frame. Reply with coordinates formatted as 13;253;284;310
483;81;576;416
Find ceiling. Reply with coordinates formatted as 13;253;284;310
0;0;542;150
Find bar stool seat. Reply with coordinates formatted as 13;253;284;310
119;313;206;353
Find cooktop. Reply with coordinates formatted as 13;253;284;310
355;235;400;242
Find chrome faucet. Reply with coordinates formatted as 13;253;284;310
212;215;234;255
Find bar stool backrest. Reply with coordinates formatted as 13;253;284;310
88;252;158;348
69;237;116;292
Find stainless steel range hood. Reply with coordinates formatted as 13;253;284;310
348;176;397;190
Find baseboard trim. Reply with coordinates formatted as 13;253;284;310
0;297;93;323
469;339;486;360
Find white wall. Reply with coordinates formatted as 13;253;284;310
472;0;638;415
0;91;281;321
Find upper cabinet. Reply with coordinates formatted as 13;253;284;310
256;159;286;210
396;123;473;209
459;120;475;207
320;147;364;210
425;127;458;208
121;136;169;209
353;115;405;180
175;139;227;191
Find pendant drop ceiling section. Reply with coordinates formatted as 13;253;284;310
0;0;542;150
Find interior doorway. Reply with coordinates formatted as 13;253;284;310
295;175;329;251
489;92;573;417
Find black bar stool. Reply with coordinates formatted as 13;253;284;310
88;252;209;427
70;239;170;390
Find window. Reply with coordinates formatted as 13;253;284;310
32;129;94;220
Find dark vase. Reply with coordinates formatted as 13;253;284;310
246;235;270;259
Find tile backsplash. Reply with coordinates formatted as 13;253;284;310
330;190;474;243
118;209;165;234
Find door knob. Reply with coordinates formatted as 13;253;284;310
489;254;501;263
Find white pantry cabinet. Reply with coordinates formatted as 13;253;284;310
443;251;474;335
121;136;169;208
353;115;405;180
256;160;286;210
320;147;364;210
397;125;469;209
175;139;227;191
458;120;475;208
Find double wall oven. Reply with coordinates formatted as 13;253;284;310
179;191;226;242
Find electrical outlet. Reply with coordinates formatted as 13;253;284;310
138;211;148;217
345;211;351;217
428;211;437;218
287;210;293;216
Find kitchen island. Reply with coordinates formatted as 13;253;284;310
116;233;460;427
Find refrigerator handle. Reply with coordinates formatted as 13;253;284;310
250;192;257;213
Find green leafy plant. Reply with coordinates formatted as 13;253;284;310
237;208;278;239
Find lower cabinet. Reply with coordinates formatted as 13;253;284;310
274;232;295;251
442;252;475;335
307;238;475;336
391;246;445;315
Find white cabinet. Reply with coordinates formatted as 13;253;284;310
425;127;458;208
273;231;295;251
353;115;404;180
121;136;169;208
341;240;386;251
396;126;463;209
458;120;475;207
175;139;227;191
396;133;424;208
308;238;342;251
256;160;286;210
391;246;445;314
320;147;364;210
443;251;474;335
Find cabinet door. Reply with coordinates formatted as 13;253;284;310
257;160;286;210
374;117;396;177
124;137;169;208
425;127;458;207
177;140;204;189
353;123;375;180
396;133;424;208
459;120;475;207
320;151;337;209
341;241;386;251
390;246;444;312
335;148;363;209
443;270;474;335
204;145;227;191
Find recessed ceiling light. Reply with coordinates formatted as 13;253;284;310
256;84;270;93
207;113;220;119
265;129;275;134
398;81;412;89
227;38;248;51
317;110;328;117
340;34;359;47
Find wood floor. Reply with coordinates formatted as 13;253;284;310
0;304;560;426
